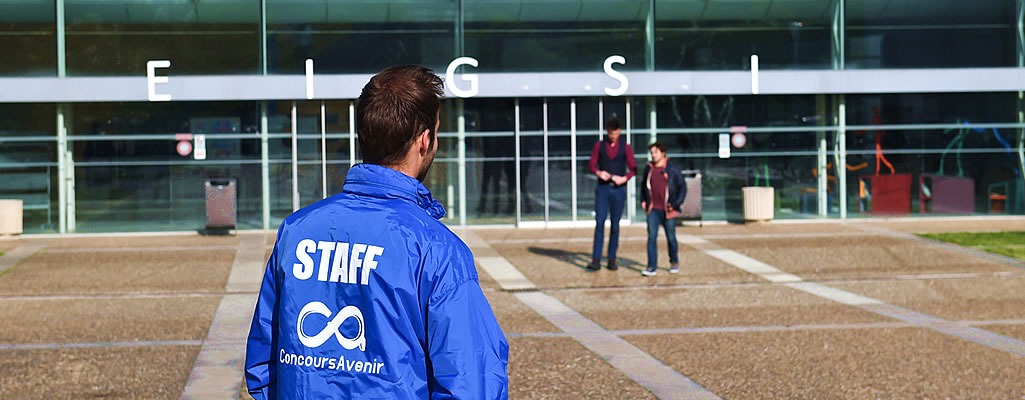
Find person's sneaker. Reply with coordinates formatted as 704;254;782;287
606;259;618;271
586;259;601;271
641;267;657;276
669;263;680;274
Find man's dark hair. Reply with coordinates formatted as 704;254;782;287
356;65;444;166
648;141;666;153
605;117;621;131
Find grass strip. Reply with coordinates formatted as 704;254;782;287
918;231;1025;261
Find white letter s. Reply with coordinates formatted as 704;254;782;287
293;239;316;280
603;55;628;97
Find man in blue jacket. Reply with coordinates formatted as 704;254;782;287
245;65;509;399
639;141;686;276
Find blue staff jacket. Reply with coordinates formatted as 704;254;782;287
245;163;509;399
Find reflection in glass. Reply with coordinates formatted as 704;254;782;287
0;0;56;76
464;0;647;72
656;0;836;70
65;0;260;75
846;93;1017;125
846;0;1016;68
70;101;262;232
266;0;456;74
0;104;57;232
463;98;518;222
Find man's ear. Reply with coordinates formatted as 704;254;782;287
417;128;432;155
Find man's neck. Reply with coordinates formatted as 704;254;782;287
654;159;667;168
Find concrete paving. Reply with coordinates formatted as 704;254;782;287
0;216;1024;399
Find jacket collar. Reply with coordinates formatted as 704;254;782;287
649;157;671;170
343;163;447;220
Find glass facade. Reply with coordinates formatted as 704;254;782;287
1;0;1024;234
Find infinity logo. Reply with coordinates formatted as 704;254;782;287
297;301;366;351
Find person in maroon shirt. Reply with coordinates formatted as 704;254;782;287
639;141;686;276
587;117;637;271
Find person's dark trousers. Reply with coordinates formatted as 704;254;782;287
592;184;627;261
646;209;679;269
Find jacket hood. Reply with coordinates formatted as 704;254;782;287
343;163;447;220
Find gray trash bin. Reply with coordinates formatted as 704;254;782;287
679;170;702;227
205;178;237;231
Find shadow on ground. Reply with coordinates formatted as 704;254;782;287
527;247;645;272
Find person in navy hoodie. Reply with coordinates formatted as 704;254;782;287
587;117;637;271
245;65;509;399
639;141;686;276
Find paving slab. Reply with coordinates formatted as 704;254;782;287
3;219;1024;400
493;243;759;289
859;217;1025;234
508;336;656;400
182;232;266;400
627;327;1025;399
476;262;502;291
0;297;219;344
710;235;1017;281
550;285;888;331
0;249;235;295
47;234;239;249
484;291;559;335
0;238;22;253
832;276;1025;321
687;222;860;236
988;324;1025;342
0;346;199;400
472;226;597;242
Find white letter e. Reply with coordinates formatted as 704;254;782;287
147;60;171;102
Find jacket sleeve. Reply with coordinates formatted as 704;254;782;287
588;141;601;175
623;142;638;180
245;234;281;400
425;244;510;400
639;165;651;206
669;165;687;209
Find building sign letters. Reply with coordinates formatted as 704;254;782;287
145;55;637;101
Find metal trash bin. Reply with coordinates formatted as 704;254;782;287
204;178;237;231
679;170;703;226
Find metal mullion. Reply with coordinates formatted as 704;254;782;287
515;98;522;226
570;98;577;222
543;98;549;224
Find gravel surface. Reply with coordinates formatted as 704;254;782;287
551;286;888;331
47;235;238;249
3;221;1025;399
714;235;1016;280
689;222;859;236
0;249;234;295
493;242;760;290
0;296;219;343
865;218;1025;234
508;337;656;400
832;276;1025;321
484;291;559;334
0;238;22;253
627;327;1025;399
0;346;199;400
988;324;1025;341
